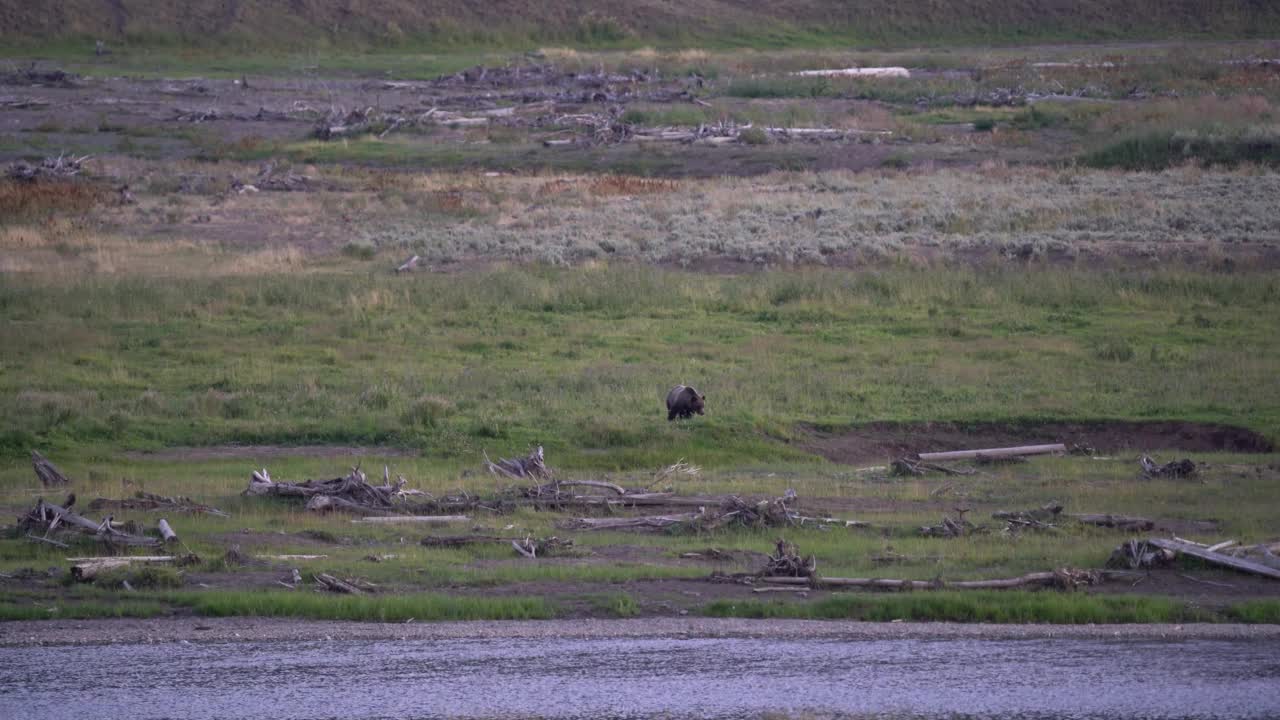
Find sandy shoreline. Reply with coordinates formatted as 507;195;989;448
3;617;1280;647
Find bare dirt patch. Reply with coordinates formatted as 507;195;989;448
799;420;1275;465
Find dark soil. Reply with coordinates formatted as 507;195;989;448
799;420;1275;465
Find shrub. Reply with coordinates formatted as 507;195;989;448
738;126;769;145
972;117;997;132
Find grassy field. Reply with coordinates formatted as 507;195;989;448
2;32;1279;623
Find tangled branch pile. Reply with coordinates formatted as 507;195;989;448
244;466;420;515
761;539;816;578
18;496;159;550
7;154;91;182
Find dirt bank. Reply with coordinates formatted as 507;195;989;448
3;616;1278;647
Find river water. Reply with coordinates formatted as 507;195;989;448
2;634;1279;719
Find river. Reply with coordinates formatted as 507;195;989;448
3;633;1279;718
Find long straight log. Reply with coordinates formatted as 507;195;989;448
1146;538;1280;581
349;515;470;525
761;570;1080;590
1070;513;1154;531
918;444;1066;462
70;556;176;581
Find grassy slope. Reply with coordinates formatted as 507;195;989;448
2;1;1279;49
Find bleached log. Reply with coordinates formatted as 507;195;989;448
762;570;1092;590
349;515;470;524
255;554;329;560
396;255;420;273
566;512;701;531
791;67;910;78
70;556;175;581
314;573;363;594
157;518;178;543
918;444;1066;462
1207;540;1237;553
1145;538;1280;581
548;480;626;495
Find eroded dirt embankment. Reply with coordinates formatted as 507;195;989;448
800;420;1275;465
3;616;1279;647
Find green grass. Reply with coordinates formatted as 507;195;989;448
1083;128;1280;170
175;590;555;621
705;591;1227;623
2;266;1278;466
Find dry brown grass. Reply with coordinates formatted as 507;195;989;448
587;176;680;197
0;179;106;223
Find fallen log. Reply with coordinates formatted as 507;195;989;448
69;555;178;581
792;67;910;79
1140;456;1197;478
396;255;420;273
255;554;328;561
19;498;159;548
89;491;229;517
314;573;366;594
306;494;389;516
761;568;1098;591
1145;538;1280;581
31;450;71;487
994;503;1064;521
563;513;700;531
157;519;177;543
918;444;1066;462
349;515;470;525
1071;513;1155;531
485;446;549;480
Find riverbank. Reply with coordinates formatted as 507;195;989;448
4;616;1280;647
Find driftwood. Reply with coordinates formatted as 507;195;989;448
762;568;1099;591
314;573;372;594
349;515;470;525
19;498;159;549
396;255;420;273
421;534;574;558
561;494;855;533
157;519;177;543
1071;513;1154;531
792;67;911;79
68;554;196;581
1145;538;1280;580
918;444;1066;462
993;503;1064;522
247;466;423;516
485;446;550;480
762;539;816;578
1107;539;1177;569
564;512;700;531
920;509;982;538
7;155;91;183
890;457;974;477
31;450;71;487
89;491;229;517
1140;456;1197;478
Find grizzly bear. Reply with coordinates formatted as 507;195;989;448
666;385;706;421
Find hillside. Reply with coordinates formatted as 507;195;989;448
3;0;1280;49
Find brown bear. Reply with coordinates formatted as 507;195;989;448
666;385;706;421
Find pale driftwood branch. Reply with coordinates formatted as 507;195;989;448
314;573;365;594
1145;537;1280;581
349;515;470;525
69;556;177;582
25;533;69;548
918;444;1066;462
255;554;328;560
761;568;1098;591
20;498;159;548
